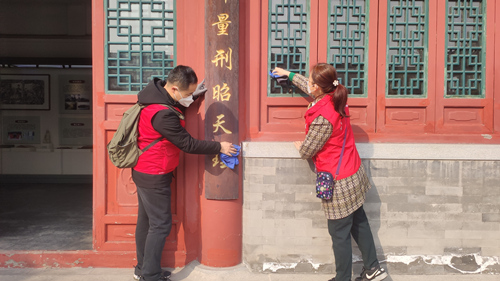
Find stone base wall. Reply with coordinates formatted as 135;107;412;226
242;143;500;275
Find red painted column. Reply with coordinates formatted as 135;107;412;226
200;197;242;266
200;0;242;267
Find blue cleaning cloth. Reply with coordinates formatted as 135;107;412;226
269;71;289;84
220;144;241;169
269;71;281;78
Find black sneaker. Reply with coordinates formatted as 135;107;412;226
328;278;351;281
354;266;387;281
133;265;171;281
137;277;170;281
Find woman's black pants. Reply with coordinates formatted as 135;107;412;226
327;206;379;281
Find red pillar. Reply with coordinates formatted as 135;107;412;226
200;191;242;266
200;0;242;267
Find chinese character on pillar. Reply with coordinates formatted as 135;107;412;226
204;0;239;200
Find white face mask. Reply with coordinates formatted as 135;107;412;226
175;89;194;107
307;84;312;95
178;95;194;107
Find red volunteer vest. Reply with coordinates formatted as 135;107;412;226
304;95;361;180
133;104;185;175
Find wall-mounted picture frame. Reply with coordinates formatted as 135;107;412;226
2;116;41;145
59;75;92;114
0;74;50;110
59;117;92;146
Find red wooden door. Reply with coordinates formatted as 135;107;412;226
376;0;497;140
250;0;378;141
92;0;205;268
376;0;436;136
434;0;495;135
317;0;378;138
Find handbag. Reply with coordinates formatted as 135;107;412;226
315;127;347;200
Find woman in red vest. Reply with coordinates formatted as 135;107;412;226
273;64;388;281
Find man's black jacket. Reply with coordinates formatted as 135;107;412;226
132;78;220;188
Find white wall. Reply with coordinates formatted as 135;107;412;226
0;0;92;175
0;67;92;175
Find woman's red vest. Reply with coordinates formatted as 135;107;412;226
133;104;185;175
304;95;361;180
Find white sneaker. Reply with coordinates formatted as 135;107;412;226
354;266;388;281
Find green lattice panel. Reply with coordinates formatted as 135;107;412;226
387;0;427;97
328;0;368;97
268;0;309;97
445;0;485;97
105;0;175;93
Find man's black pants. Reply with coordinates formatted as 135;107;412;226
135;173;173;281
327;206;379;281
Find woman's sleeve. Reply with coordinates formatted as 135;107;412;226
288;73;312;97
298;115;333;159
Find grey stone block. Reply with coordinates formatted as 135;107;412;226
425;203;463;213
263;175;277;185
380;194;409;204
402;258;446;275
263;210;295;219
483;195;500;203
386;185;426;195
294;210;324;220
408;194;460;204
444;247;481;255
246;174;265;184
407;212;446;221
427;160;460;186
445;212;482;222
291;202;323;212
483;161;500;186
262;192;295;202
388;203;427;212
460;195;483;204
275;183;313;193
386;220;411;229
483;261;500;274
482;213;500;222
462;221;499;231
312;217;328;228
280;184;314;193
369;160;427;178
276;158;300;168
276;173;314;185
445;255;481;273
378;246;408;256
463;203;500;213
263;158;278;167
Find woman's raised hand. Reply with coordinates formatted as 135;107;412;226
272;67;290;78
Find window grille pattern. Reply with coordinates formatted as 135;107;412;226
106;0;175;93
268;0;309;96
328;0;368;96
446;0;484;97
387;0;426;96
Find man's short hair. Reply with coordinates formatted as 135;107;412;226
167;65;198;90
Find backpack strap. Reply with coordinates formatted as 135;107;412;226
138;103;184;153
141;137;163;152
160;104;185;120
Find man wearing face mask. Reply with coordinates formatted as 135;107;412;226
131;65;237;281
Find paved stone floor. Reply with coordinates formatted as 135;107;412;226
0;261;499;281
0;183;92;251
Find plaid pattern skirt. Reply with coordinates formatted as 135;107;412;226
321;164;371;220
